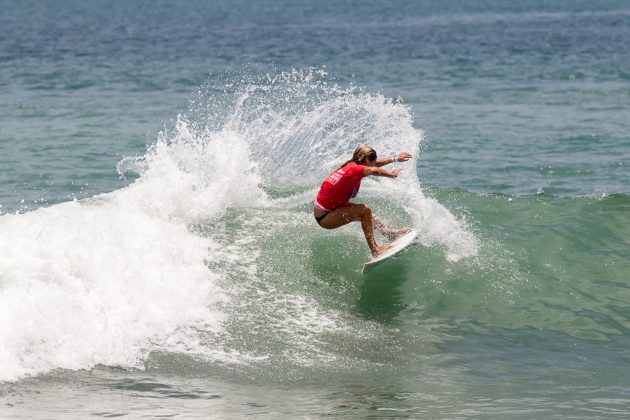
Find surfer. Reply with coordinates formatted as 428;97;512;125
314;145;412;257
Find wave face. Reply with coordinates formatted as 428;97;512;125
0;70;476;382
412;189;630;340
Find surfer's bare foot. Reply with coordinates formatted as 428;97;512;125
372;244;391;258
384;227;412;242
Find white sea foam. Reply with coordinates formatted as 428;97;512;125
0;119;267;382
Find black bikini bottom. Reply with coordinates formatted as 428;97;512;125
314;211;330;226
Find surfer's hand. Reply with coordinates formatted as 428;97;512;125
396;152;412;162
391;169;401;177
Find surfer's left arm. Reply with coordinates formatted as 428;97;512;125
375;152;412;167
364;167;401;178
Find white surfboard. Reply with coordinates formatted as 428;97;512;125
362;228;418;274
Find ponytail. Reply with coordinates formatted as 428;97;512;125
337;146;377;170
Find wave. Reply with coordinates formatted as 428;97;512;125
0;69;477;382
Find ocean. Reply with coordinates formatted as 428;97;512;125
1;0;630;418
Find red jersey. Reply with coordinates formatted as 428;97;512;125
316;162;366;211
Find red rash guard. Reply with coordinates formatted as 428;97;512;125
315;162;366;211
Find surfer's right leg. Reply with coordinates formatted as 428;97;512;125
315;203;389;257
373;217;412;241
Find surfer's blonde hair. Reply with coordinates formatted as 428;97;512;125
339;145;377;169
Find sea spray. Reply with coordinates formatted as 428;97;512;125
203;69;478;260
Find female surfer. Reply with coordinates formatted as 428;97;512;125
314;145;413;257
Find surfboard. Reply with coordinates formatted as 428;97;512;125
362;228;418;274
